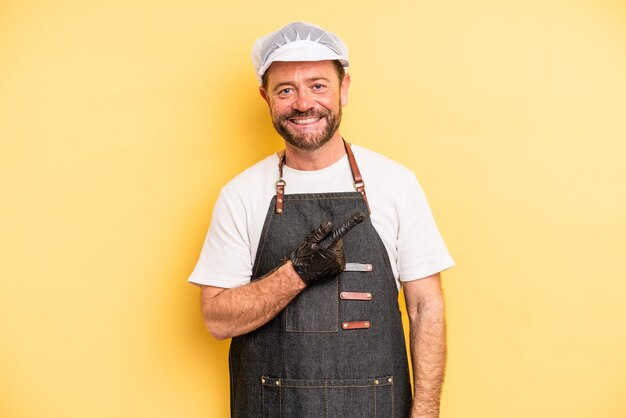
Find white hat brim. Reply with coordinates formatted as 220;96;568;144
258;40;349;82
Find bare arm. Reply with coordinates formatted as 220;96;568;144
403;273;447;418
201;261;305;340
200;213;366;341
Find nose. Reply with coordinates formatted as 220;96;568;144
293;89;314;112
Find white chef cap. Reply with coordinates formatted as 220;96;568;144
252;22;349;84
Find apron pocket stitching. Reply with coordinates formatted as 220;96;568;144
373;385;377;417
262;376;393;417
324;382;329;418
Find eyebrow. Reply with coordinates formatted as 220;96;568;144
272;76;333;93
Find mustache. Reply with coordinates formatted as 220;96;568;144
279;109;329;122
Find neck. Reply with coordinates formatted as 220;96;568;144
283;134;346;171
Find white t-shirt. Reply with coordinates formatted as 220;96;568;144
188;145;454;289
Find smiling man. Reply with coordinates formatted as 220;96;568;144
188;22;454;418
262;60;346;152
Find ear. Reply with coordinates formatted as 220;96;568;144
259;86;270;106
340;73;351;107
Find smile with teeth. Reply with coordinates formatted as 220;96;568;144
290;117;322;125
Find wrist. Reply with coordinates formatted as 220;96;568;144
411;402;440;418
411;410;440;418
280;260;307;290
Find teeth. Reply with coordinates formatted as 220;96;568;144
291;117;320;125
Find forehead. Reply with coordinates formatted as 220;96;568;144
264;60;339;87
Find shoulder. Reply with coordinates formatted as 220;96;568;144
351;144;418;188
350;144;430;224
220;153;279;200
211;153;279;228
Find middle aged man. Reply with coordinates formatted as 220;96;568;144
189;22;454;417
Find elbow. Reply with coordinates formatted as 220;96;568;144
204;321;230;341
207;327;230;341
202;312;232;341
200;285;233;340
408;295;446;324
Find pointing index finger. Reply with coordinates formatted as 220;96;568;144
319;212;367;249
305;221;333;244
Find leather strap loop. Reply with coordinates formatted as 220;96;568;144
341;321;371;330
340;291;373;301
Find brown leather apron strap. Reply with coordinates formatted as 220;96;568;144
343;139;371;214
274;140;371;214
275;150;286;214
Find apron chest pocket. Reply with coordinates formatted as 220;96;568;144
261;375;394;418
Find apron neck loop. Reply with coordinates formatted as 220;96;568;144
275;139;371;215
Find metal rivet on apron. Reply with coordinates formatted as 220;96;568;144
388;377;393;383
365;322;370;328
366;264;373;271
278;198;283;203
275;380;281;386
261;378;266;384
340;292;346;298
374;379;379;385
277;208;283;213
366;293;372;299
278;189;283;194
342;322;348;329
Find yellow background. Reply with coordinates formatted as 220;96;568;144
2;0;625;417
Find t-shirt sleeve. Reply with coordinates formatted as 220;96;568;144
396;174;455;281
187;188;253;288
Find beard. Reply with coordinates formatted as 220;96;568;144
272;105;342;151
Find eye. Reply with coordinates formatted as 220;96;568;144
312;84;325;90
279;87;293;95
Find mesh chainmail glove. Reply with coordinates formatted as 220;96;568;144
289;212;367;286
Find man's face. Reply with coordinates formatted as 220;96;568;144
260;60;350;151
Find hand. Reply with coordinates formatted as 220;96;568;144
289;213;367;286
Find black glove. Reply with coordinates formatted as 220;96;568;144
289;212;367;286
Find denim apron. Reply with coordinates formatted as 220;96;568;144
229;142;412;417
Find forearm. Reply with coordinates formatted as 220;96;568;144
201;261;306;340
409;295;447;417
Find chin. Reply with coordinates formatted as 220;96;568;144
285;134;333;151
